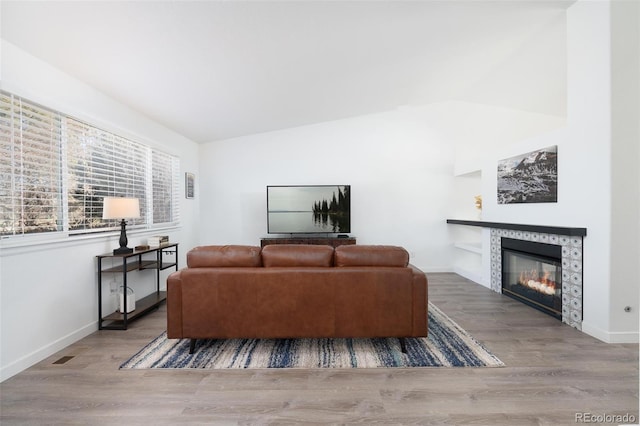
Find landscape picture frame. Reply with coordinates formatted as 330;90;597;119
497;146;557;204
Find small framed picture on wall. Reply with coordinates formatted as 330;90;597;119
185;172;195;199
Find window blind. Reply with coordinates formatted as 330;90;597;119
0;93;63;236
66;118;148;232
0;90;180;238
151;149;180;225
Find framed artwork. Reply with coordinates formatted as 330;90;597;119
497;146;557;204
185;172;195;199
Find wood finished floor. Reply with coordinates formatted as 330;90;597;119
1;273;638;425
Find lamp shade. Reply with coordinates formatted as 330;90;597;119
102;197;140;220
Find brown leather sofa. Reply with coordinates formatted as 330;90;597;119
167;244;428;353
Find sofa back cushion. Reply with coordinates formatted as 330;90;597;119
261;244;334;267
187;245;262;268
334;245;409;267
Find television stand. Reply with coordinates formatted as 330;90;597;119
260;236;356;248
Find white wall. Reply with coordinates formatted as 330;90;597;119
447;103;565;177
0;41;201;381
609;0;640;342
479;0;639;343
198;105;455;272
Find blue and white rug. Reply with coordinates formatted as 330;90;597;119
120;303;504;369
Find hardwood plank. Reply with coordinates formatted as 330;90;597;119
1;273;637;425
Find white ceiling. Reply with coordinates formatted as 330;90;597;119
1;1;571;143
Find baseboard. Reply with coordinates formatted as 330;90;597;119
416;266;453;273
417;267;490;289
451;266;487;287
1;322;97;383
581;322;640;344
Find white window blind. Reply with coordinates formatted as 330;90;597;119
66;118;148;232
0;93;63;236
151;150;180;225
0;90;180;238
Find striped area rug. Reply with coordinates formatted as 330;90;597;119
120;303;504;369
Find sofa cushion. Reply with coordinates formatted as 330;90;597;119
261;244;334;267
334;245;409;267
187;245;262;268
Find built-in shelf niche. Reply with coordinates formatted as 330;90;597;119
450;169;484;285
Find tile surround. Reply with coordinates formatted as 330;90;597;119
490;228;583;330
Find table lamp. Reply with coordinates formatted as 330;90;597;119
102;197;140;254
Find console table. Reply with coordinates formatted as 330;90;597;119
96;243;178;330
260;237;356;247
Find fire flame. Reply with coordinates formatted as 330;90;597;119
518;269;557;296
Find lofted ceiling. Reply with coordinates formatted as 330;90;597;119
1;1;571;143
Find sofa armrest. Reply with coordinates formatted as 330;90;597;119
166;270;184;339
409;264;428;336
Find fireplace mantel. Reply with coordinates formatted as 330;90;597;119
446;219;587;237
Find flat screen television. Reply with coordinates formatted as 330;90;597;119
267;185;351;234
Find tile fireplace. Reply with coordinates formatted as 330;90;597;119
446;220;586;331
489;228;584;330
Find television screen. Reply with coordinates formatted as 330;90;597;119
267;185;351;234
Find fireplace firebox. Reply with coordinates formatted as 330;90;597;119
501;238;562;320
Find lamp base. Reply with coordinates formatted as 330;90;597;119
113;218;133;255
113;247;134;255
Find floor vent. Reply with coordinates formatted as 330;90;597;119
52;356;74;365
